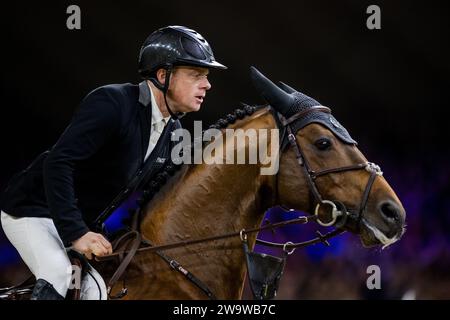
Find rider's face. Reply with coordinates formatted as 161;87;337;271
166;66;211;113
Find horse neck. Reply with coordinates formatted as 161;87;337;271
139;108;278;298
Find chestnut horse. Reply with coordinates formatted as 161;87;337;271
99;67;405;299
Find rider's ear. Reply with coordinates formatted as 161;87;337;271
156;69;167;85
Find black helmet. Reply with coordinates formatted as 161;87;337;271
138;25;227;78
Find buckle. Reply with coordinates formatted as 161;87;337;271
283;241;295;255
314;200;343;227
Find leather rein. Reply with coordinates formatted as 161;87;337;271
98;105;383;299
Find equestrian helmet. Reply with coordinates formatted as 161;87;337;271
138;25;227;78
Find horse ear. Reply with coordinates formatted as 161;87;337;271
250;66;294;115
280;79;322;111
278;81;297;94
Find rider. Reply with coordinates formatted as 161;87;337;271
0;26;227;300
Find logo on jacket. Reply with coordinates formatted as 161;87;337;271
156;157;166;164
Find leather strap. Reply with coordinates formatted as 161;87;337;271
96;216;312;261
311;163;368;179
256;228;345;249
275;108;382;229
107;230;142;298
280;106;331;126
147;241;217;300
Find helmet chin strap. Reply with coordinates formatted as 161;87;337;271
149;66;186;120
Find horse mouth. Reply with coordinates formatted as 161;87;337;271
359;218;404;249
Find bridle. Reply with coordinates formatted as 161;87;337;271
275;105;383;229
96;105;385;299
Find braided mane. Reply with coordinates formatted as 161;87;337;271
137;104;261;207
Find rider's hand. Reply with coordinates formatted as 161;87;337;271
72;231;113;260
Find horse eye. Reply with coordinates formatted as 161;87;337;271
315;138;332;150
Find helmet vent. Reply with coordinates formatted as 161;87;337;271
144;31;163;46
181;36;206;60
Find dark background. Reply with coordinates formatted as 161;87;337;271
1;0;449;299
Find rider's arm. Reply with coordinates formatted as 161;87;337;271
43;87;121;247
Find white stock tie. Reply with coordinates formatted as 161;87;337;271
145;120;166;161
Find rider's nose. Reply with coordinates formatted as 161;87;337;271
204;78;211;90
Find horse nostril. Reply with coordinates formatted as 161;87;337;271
380;202;401;223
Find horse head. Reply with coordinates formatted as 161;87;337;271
250;66;406;248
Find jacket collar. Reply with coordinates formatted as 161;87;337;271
138;80;152;107
139;80;171;125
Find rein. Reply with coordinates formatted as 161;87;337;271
98;105;382;300
96;214;342;263
97;212;344;300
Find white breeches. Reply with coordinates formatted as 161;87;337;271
1;211;106;299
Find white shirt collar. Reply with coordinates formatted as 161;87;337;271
148;82;171;126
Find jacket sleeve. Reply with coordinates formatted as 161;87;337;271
43;87;121;246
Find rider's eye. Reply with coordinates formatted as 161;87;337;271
315;138;332;150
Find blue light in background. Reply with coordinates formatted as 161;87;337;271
0;244;21;264
102;191;141;235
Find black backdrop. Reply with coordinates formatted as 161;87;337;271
1;0;449;298
2;0;449;176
